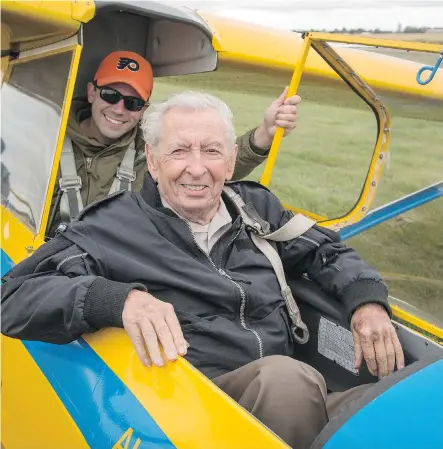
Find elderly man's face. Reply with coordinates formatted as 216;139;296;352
147;108;237;224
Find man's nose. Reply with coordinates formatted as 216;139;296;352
111;99;126;114
186;151;207;177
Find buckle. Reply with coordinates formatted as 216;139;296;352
59;176;82;192
246;223;263;235
116;165;136;182
56;223;68;235
243;202;271;234
291;324;310;345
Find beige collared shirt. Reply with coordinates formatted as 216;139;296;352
161;197;232;255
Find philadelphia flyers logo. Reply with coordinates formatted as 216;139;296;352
117;57;139;72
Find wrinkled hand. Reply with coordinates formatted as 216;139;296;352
253;86;301;149
122;290;188;367
351;303;405;379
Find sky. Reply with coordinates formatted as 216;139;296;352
162;0;443;31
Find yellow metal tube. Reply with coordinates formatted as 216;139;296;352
391;305;443;342
308;32;443;54
309;39;391;231
37;43;83;243
260;35;312;187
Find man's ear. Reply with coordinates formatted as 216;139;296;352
225;144;238;181
146;144;158;180
86;82;96;104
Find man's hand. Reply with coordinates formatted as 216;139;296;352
122;290;188;367
253;86;301;149
351;303;405;379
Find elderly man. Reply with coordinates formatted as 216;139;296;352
2;92;404;449
46;50;301;237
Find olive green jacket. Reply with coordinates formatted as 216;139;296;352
46;99;269;236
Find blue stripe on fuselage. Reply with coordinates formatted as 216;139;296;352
1;248;176;449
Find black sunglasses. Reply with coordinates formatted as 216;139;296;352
94;82;149;112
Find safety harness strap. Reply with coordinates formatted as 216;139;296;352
108;140;136;194
59;137;84;223
223;185;316;344
59;137;136;222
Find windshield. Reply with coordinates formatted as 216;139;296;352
1;51;73;234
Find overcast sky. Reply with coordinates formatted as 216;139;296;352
163;0;443;31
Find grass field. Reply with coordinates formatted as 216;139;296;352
364;32;443;64
374;32;443;43
150;61;443;327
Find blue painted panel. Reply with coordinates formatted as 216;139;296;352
23;339;176;449
324;359;443;449
340;182;443;240
1;249;176;449
1;248;15;276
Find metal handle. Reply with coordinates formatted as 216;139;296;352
416;52;442;86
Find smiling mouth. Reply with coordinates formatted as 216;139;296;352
104;114;125;125
182;184;207;191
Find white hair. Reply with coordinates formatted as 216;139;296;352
140;91;237;153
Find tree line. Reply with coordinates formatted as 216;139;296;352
293;26;430;34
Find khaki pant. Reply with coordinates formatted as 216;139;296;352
213;355;371;449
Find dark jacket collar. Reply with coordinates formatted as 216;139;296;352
140;171;163;209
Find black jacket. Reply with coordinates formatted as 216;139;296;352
1;175;389;379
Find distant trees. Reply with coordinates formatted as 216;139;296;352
292;26;430;34
403;26;428;33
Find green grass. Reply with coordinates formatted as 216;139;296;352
150;66;443;326
373;32;443;44
361;48;441;65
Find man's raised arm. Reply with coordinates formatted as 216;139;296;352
232;88;301;180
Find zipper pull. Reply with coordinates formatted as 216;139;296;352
218;268;233;280
85;157;92;173
219;268;251;284
321;253;327;265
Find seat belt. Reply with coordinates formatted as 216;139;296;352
59;137;136;222
223;186;316;344
108;139;136;194
59;137;84;223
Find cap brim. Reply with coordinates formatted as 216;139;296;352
95;75;150;101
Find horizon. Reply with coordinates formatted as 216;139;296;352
161;1;442;32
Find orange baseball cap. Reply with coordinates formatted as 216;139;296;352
94;51;154;101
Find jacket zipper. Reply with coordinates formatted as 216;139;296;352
231;274;264;358
185;222;264;359
85;157;92;172
56;253;88;271
81;154;92;205
298;235;320;247
84;145;120;204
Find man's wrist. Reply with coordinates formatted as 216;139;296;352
251;124;273;153
84;279;147;329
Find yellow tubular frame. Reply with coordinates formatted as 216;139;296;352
391;305;443;341
308;32;443;53
259;33;392;230
260;35;312;186
257;32;443;342
3;41;83;249
37;43;83;245
259;31;442;228
310;39;392;231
